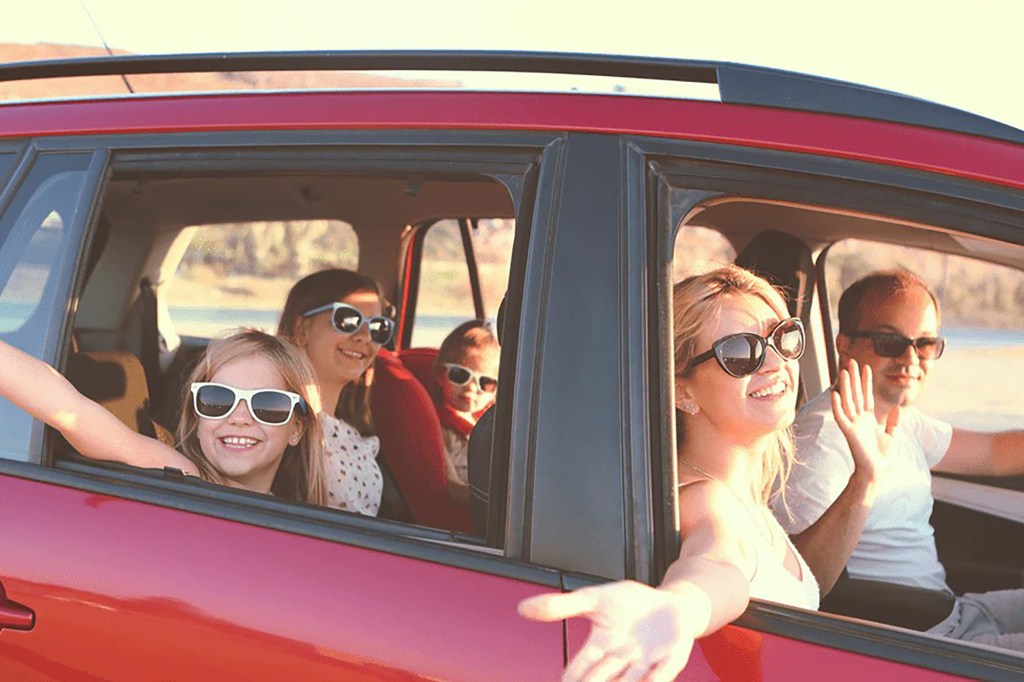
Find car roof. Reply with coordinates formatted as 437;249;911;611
1;50;1022;145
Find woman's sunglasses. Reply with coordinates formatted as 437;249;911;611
845;331;946;359
686;317;805;378
191;382;307;427
301;302;395;345
443;363;498;392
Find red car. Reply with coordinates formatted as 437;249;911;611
1;52;1023;680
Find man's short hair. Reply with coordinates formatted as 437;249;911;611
837;270;940;334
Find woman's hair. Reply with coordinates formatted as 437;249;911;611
277;269;388;436
673;264;796;505
431;319;500;401
177;329;329;506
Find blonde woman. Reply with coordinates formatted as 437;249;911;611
520;265;883;681
0;329;328;505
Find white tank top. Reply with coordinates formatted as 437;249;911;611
679;480;819;611
749;513;819;610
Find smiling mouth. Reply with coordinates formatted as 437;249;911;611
220;436;260;450
748;381;788;399
339;348;365;360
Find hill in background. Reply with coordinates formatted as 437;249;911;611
0;42;458;101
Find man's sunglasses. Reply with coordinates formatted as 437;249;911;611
191;382;307;426
686;317;805;378
846;331;946;359
301;302;395;345
443;363;498;392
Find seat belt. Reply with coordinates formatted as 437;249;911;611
139;277;160;398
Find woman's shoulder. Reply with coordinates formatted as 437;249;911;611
677;478;750;530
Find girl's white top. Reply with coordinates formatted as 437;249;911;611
322;412;383;516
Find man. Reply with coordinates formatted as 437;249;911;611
777;269;1024;649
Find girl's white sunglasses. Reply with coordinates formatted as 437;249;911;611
191;382;307;426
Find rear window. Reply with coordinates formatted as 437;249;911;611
164;220;358;338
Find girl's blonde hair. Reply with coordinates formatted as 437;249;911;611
673;264;796;504
177;329;329;506
277;269;387;437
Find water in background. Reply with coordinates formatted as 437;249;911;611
167;307;479;348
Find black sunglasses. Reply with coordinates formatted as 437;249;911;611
846;331;946;359
191;382;307;426
301;302;395;345
443;363;498;392
686;317;805;378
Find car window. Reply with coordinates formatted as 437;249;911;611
64;152;527;545
825;239;1024;431
163;219;358;338
672;224;735;281
412;218;513;347
0;154;91;461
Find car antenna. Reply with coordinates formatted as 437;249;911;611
78;0;135;94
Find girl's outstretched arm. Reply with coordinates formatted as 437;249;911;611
0;339;198;474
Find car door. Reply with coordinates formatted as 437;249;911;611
0;128;565;680
510;123;1024;679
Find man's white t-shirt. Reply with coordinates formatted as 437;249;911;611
774;389;955;592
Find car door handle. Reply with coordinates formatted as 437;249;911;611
0;583;35;632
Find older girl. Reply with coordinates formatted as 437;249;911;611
278;269;389;516
520;265;881;681
0;329;328;505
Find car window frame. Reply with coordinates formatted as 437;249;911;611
632;134;1024;678
401;217;493;350
0;129;567;585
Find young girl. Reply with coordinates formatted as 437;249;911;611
278;269;390;516
519;265;886;680
0;329;328;505
432;320;499;505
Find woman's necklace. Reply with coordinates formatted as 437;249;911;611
678;458;776;546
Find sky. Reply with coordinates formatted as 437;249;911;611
2;0;1023;130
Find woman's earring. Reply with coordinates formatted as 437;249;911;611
289;436;300;446
683;402;700;416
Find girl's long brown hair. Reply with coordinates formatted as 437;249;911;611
277;269;388;437
177;329;329;506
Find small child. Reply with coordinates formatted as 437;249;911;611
433;320;500;505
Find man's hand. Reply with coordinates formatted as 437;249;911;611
519;581;699;682
832;359;900;486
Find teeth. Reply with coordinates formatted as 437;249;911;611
222;436;258;446
340;349;364;359
749;382;786;399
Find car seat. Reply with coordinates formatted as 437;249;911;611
734;229;814;320
734;229;815;406
371;348;474;534
65;350;176;447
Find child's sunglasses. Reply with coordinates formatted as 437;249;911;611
845;331;945;359
443;363;498;392
191;382;307;426
301;302;395;345
685;317;805;378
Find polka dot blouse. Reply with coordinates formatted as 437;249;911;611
321;413;383;516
